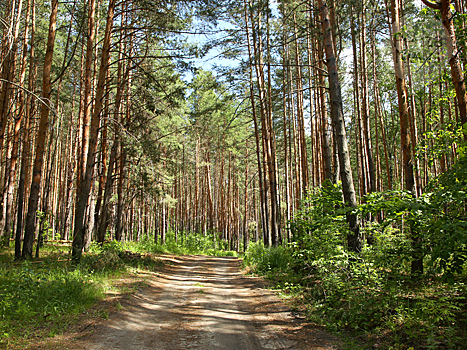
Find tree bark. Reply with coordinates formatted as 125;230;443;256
72;0;116;261
389;0;421;276
15;0;35;260
317;0;361;253
421;0;467;131
22;0;58;259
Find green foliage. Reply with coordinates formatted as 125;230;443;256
243;241;292;276
417;120;463;168
0;261;102;344
86;241;164;271
242;170;467;349
289;182;347;260
0;240;168;347
360;154;467;281
91;231;236;257
81;250;126;273
156;231;237;257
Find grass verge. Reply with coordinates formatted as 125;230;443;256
0;243;164;349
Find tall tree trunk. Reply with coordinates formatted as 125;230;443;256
371;28;392;190
351;8;365;198
0;0;24;240
72;0;116;261
359;6;376;194
293;12;309;193
281;30;291;232
4;0;29;247
15;0;35;260
389;0;421;275
78;0;97;188
317;0;361;252
242;141;249;251
421;0;467;131
22;0;58;259
316;23;333;183
244;0;268;245
0;0;23;152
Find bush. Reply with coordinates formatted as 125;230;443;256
243;241;292;275
148;231;234;256
81;251;125;273
245;176;467;349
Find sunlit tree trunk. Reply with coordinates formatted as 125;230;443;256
0;0;22;153
77;0;97;190
0;0;24;242
4;0;29;249
281;30;291;231
350;8;365;199
293;12;309;193
72;0;116;261
389;0;421;275
15;0;35;259
371;29;392;191
422;0;467;132
22;0;59;259
316;18;332;183
359;6;376;195
244;0;268;245
242;140;249;251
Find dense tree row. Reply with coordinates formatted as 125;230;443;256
0;0;465;264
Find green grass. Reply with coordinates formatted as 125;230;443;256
100;232;238;257
0;258;102;347
0;241;164;348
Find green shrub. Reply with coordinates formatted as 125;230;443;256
243;241;292;275
147;231;232;256
81;251;125;273
260;175;467;349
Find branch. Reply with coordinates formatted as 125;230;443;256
420;0;442;10
0;78;57;116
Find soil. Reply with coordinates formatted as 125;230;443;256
28;255;342;350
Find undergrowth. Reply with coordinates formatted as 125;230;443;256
115;231;238;257
244;241;466;350
243;180;467;350
0;242;162;348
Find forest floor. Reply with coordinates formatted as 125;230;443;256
25;255;342;350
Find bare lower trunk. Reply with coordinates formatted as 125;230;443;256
390;0;421;276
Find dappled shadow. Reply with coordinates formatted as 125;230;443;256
72;255;341;350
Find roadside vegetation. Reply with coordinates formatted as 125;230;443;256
243;160;467;350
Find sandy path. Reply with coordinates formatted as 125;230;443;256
34;255;341;350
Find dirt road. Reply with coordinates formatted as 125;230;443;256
34;255;341;350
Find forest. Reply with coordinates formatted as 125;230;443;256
0;0;467;348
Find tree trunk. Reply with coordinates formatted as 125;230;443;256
359;6;376;194
317;0;361;253
4;0;29;248
15;0;35;259
22;0;58;259
389;0;421;276
78;0;97;189
421;0;467;131
72;0;115;261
